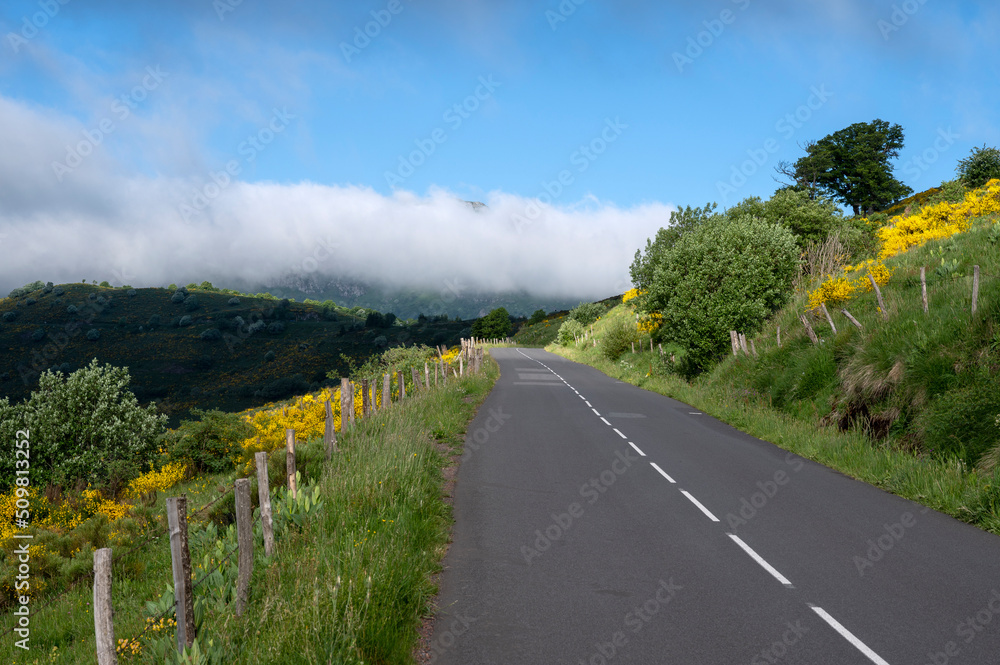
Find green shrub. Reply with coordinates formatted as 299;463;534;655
0;360;168;492
200;328;222;341
167;409;254;474
557;319;584;346
86;329;100;341
31;328;45;342
25;297;36;306
228;297;240;306
66;305;77;315
957;144;1000;189
644;215;798;375
2;311;17;322
528;309;547;325
184;295;200;311
171;292;186;304
600;318;639;361
918;381;1000;467
570;302;606;325
178;315;193;327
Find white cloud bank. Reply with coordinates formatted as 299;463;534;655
0;95;672;300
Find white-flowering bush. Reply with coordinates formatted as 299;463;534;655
0;359;168;492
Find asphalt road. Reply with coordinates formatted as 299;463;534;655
428;348;1000;664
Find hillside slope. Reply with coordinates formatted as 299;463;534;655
0;283;469;423
549;184;1000;532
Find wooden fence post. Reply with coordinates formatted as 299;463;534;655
324;401;337;459
340;379;350;432
868;274;888;320
166;497;195;652
749;340;758;358
234;478;253;616
93;548;117;665
254;452;275;557
840;308;863;331
921;266;928;314
658;343;663;356
382;373;391;407
286;429;296;499
399;371;406;399
424;362;430;388
799;314;819;344
739;333;749;355
777;325;781;348
972;265;980;315
820;302;837;335
459;356;464;376
361;379;369;416
348;382;355;427
730;331;739;356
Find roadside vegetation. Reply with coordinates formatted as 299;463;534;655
552;135;1000;535
0;347;496;664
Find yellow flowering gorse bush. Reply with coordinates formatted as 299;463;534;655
808;179;1000;309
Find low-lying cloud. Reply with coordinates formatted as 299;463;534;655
0;95;671;302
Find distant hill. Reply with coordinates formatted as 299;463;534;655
235;274;583;321
0;283;470;424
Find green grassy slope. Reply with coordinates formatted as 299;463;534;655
0;284;470;424
549;210;1000;533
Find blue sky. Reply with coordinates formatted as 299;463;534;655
0;0;998;298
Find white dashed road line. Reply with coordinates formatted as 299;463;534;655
728;534;793;587
680;490;720;522
628;441;646;457
809;605;891;665
650;462;675;483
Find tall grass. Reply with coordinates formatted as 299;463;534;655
1;363;497;664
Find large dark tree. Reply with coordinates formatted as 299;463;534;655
776;120;912;215
471;307;512;340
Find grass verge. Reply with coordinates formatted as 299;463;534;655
2;361;498;664
548;305;1000;536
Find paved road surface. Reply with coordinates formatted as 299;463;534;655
429;348;1000;664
